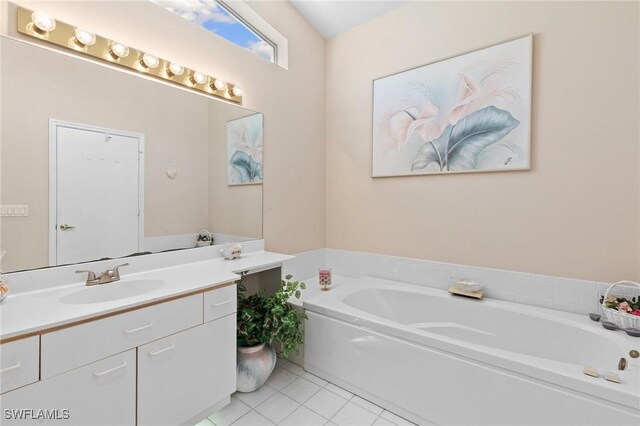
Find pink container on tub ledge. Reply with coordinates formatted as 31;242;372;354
319;269;332;291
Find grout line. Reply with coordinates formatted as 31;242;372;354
276;399;328;426
227;409;252;426
326;397;350;424
275;406;298;425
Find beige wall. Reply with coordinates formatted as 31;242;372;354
325;1;639;282
208;102;262;238
0;0;326;266
1;1;637;283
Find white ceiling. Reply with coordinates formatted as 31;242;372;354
290;0;408;39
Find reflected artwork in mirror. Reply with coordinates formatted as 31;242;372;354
0;37;263;273
227;113;264;185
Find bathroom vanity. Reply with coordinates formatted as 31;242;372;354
0;249;292;425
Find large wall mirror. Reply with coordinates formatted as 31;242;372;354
0;37;263;273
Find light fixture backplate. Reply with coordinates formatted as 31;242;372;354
16;6;243;104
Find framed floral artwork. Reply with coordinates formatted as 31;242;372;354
372;34;532;177
227;113;263;185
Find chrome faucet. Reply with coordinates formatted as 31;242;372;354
76;263;129;286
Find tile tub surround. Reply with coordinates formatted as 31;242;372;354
195;357;416;426
283;249;640;316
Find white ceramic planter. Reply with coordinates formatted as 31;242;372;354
236;343;276;392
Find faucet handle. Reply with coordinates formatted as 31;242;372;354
76;270;97;283
112;263;130;279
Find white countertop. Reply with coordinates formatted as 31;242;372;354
0;251;293;341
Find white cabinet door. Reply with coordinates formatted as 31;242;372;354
137;314;236;426
0;336;39;394
204;284;237;323
0;350;136;426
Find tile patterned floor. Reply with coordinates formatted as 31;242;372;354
195;358;416;426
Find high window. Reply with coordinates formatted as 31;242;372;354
151;0;279;63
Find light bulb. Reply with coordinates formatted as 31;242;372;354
229;86;243;97
109;42;129;59
190;71;207;85
167;63;184;77
74;28;96;47
141;53;159;69
212;79;227;91
32;11;56;33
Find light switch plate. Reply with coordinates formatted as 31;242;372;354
0;205;29;217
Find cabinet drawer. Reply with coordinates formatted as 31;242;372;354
137;314;236;425
41;294;203;379
0;336;39;394
204;284;236;323
0;350;136;425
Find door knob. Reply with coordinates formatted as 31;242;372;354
59;224;76;230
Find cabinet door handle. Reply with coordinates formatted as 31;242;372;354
148;344;175;356
211;300;231;307
0;362;21;374
94;361;127;377
123;322;153;334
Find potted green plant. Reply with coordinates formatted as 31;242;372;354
236;274;307;392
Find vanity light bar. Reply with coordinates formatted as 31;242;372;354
16;7;243;104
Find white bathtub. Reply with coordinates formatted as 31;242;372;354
303;276;640;425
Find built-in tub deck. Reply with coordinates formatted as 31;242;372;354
302;275;640;425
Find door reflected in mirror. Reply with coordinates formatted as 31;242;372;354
52;122;144;266
0;37;263;273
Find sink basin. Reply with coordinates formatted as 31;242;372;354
60;279;166;305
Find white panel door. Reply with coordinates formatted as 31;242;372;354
54;123;142;265
137;315;236;426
